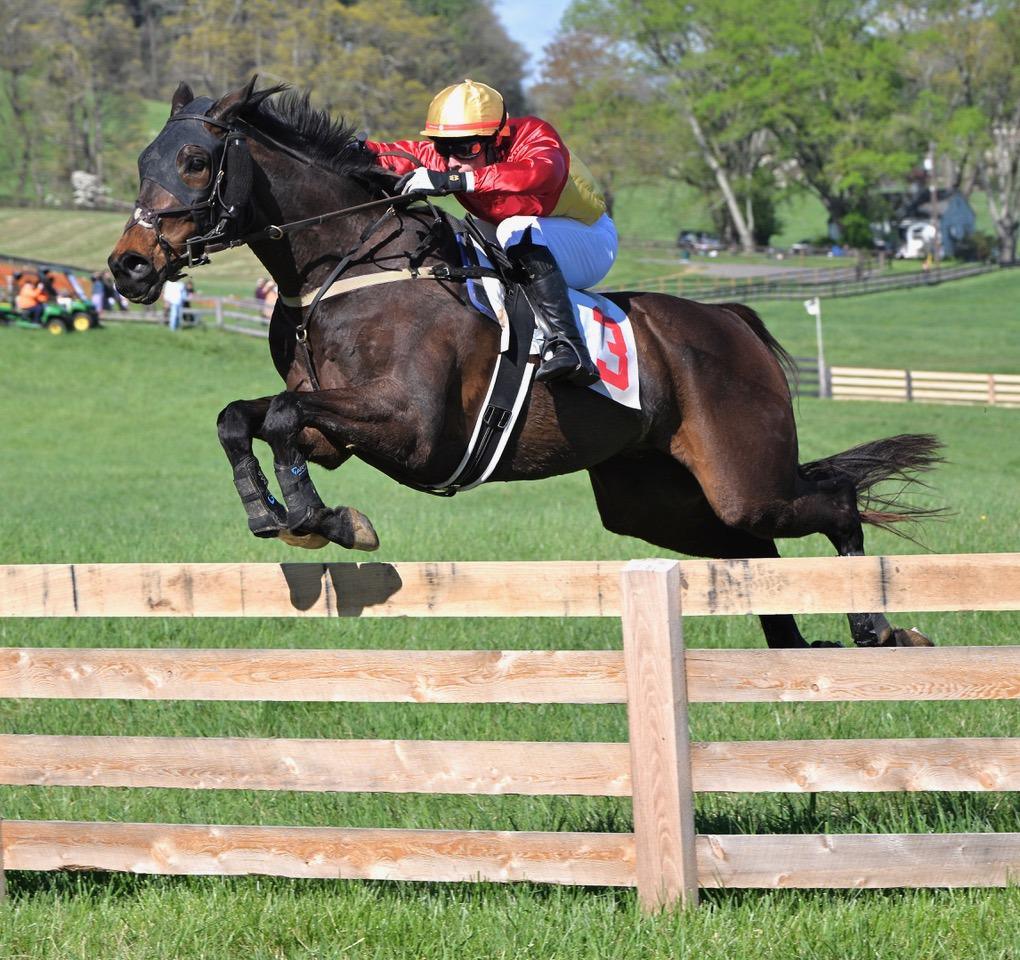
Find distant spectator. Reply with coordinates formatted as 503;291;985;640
254;278;269;302
39;269;58;301
91;272;108;315
163;278;186;331
261;279;278;320
183;279;196;326
15;274;45;324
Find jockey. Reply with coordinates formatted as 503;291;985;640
365;79;617;386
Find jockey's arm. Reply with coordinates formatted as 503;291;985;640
364;139;440;175
472;132;566;196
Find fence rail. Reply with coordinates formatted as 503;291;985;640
3;552;1020;911
829;367;1020;407
625;261;999;302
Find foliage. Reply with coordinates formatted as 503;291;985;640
894;0;1020;264
841;211;875;250
0;0;529;203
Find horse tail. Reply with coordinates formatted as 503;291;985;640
799;434;946;535
718;302;798;384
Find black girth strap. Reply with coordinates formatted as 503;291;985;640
399;283;536;497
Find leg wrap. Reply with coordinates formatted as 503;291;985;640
233;455;286;537
274;460;327;532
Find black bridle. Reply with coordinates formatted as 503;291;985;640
131;97;420;281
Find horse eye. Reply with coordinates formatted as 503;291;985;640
187;156;208;172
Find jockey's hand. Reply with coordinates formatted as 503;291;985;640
397;168;472;196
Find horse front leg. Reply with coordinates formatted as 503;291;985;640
217;397;290;539
259;389;381;552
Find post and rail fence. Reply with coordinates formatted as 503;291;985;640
788;359;1020;407
2;553;1020;911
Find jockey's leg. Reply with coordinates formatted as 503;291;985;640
497;216;617;386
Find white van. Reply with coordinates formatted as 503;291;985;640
896;221;937;259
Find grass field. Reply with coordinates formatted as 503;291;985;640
2;272;1020;957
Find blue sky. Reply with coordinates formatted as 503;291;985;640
492;0;574;85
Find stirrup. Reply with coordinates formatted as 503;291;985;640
536;341;599;386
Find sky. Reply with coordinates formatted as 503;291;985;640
492;0;574;86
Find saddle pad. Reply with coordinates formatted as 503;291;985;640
456;233;641;410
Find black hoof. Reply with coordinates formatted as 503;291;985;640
810;640;844;648
318;506;380;552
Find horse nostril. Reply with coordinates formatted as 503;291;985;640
119;252;154;280
110;250;154;281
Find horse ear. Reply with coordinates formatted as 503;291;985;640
209;76;259;125
170;83;194;117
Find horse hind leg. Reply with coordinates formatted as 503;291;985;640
259;390;379;551
589;452;838;648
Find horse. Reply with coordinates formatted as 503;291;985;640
108;78;942;649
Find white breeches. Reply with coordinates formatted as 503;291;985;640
495;213;618;290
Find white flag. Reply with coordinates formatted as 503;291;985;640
803;297;820;317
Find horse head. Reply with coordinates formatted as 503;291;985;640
111;75;398;304
109;78;272;303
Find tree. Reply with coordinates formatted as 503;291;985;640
748;1;917;231
896;1;1020;264
532;27;668;218
566;0;783;251
408;0;528;114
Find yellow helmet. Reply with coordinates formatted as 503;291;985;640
421;79;506;138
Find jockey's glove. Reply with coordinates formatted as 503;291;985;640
397;167;473;196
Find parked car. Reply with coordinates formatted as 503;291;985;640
677;232;724;254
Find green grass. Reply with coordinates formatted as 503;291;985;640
756;269;1020;372
2;281;1020;956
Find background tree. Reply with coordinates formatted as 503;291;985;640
532;28;668;218
565;0;780;251
896;0;1020;264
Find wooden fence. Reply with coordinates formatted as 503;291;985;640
2;554;1020;911
829;367;1020;407
626;261;999;303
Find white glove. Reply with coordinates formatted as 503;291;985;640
397;167;474;196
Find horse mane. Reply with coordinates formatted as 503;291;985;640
237;83;395;191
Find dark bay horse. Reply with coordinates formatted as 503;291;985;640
109;79;942;648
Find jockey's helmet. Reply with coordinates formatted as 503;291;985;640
421;79;506;138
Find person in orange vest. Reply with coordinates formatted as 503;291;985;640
14;273;45;324
366;80;617;386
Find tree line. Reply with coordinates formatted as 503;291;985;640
2;0;1016;263
532;0;1019;263
0;0;527;205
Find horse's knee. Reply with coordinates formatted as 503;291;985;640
218;399;265;455
262;392;302;448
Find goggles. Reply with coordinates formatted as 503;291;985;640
432;137;489;161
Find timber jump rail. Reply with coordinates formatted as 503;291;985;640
2;554;1020;911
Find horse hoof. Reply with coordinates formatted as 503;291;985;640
278;529;330;550
345;507;380;552
810;640;843;648
885;627;934;647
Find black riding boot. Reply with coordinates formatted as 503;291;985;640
511;239;599;386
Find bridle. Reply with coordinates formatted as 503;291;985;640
130;96;418;281
129;96;505;390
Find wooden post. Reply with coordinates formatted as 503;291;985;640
620;559;698;911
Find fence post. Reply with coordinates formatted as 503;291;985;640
620;559;698;912
215;298;224;328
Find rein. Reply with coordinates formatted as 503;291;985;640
136;109;501;391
